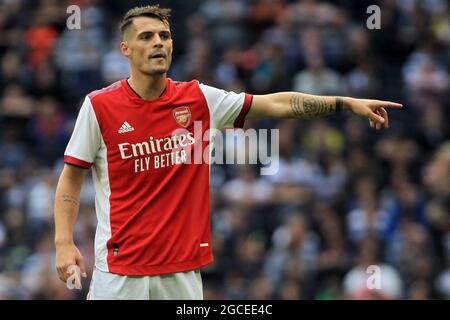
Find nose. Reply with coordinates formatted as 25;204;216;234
153;34;163;48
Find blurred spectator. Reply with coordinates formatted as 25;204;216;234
101;29;130;84
251;42;290;93
248;0;286;31
0;123;27;170
346;177;390;243
292;53;343;95
199;0;248;51
28;62;62;100
263;214;319;293
27;96;71;164
53;4;106;99
422;142;450;199
24;14;59;69
343;238;404;299
435;256;450;299
0;51;31;93
221;165;274;208
26;169;56;237
314;204;351;287
0;84;34;118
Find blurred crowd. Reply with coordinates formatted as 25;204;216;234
0;0;449;300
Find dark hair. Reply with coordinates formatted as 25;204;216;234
120;5;171;37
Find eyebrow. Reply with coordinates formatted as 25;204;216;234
136;30;172;38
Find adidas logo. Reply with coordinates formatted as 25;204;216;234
118;121;135;134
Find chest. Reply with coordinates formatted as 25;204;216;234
97;97;210;148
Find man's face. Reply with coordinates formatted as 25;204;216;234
121;17;173;76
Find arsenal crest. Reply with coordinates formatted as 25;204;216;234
173;106;191;128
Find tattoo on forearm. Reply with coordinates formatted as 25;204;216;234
289;94;338;119
336;97;343;112
61;194;79;206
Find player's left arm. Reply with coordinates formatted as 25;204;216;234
246;92;403;129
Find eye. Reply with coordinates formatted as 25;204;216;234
140;33;152;40
160;32;171;40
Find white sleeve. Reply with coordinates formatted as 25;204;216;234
199;83;253;129
64;96;101;169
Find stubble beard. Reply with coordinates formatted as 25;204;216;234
144;60;170;76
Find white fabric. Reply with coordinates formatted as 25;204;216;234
198;83;247;129
88;268;203;300
65;96;111;272
91;136;111;272
64;96;101;164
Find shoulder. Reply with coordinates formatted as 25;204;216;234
168;78;210;102
169;78;201;91
87;80;124;102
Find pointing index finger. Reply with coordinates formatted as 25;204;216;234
377;100;403;108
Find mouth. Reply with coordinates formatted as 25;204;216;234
150;52;166;60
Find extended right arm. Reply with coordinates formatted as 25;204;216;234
54;164;89;282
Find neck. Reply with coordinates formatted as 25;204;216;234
127;70;166;100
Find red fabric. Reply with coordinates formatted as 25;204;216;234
234;93;253;128
25;26;58;68
88;79;214;275
64;155;92;169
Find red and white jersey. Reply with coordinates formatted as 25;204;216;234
64;78;252;276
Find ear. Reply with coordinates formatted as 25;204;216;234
120;41;130;57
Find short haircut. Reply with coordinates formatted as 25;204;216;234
119;5;171;38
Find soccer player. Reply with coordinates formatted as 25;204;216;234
54;5;402;300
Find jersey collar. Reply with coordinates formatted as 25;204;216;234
121;77;171;103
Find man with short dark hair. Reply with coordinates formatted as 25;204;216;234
54;5;402;300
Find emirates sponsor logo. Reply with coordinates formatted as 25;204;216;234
118;121;280;175
173;106;191;128
118;132;195;173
